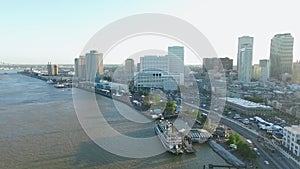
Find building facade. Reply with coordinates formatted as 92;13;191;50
252;64;261;81
292;61;300;84
203;57;233;73
203;57;221;72
139;46;185;86
78;55;86;80
125;58;135;73
220;57;233;71
124;58;135;82
136;63;141;72
133;69;177;91
85;50;103;82
282;125;300;157
237;36;254;83
259;59;270;82
168;46;184;74
74;58;79;77
269;33;294;79
47;62;58;76
140;55;168;72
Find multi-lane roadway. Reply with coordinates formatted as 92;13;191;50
183;101;299;169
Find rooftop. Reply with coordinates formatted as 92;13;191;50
226;97;272;109
284;125;300;134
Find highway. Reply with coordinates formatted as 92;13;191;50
221;118;295;169
183;101;298;169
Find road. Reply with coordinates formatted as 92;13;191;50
221;118;296;169
182;101;298;169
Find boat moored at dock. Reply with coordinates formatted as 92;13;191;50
154;120;183;154
54;83;65;88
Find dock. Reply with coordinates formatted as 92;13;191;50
208;140;245;168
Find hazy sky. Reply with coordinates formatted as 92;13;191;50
1;0;299;65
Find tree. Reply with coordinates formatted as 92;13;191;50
228;134;235;145
244;96;264;103
165;101;176;114
138;90;149;96
227;133;257;160
227;133;243;145
197;111;201;119
201;116;207;124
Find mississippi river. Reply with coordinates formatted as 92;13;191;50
0;71;228;169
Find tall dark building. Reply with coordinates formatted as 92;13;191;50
74;58;79;77
220;57;233;71
269;33;294;78
203;57;232;72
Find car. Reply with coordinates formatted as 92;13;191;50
264;160;269;165
233;114;241;119
242;118;250;124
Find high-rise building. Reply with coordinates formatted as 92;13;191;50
139;46;185;86
203;57;220;72
85;50;103;82
74;58;79;77
136;63;141;72
237;36;253;82
124;58;135;82
168;46;184;74
220;57;233;71
292;61;300;84
78;55;86;80
269;33;294;79
252;64;261;81
203;57;233;72
259;59;270;82
47;62;58;76
125;58;135;73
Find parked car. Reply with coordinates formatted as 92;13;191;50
233;114;241;119
242;118;250;124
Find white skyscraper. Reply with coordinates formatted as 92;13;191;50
85;50;103;82
168;46;184;74
237;36;253;82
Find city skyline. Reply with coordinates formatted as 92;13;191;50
2;1;300;168
1;1;300;65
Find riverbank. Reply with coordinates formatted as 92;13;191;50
9;73;232;168
18;71;72;88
